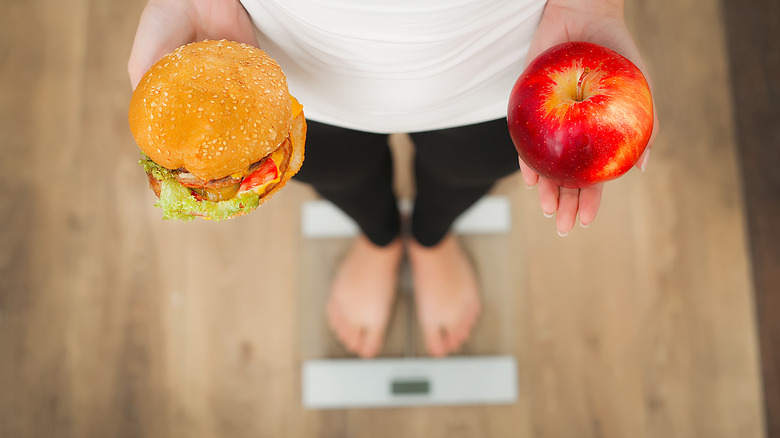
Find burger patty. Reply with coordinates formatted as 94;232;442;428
146;139;292;201
173;156;259;190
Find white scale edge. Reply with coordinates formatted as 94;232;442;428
303;356;518;409
302;195;511;238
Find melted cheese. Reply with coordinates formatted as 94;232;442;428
230;95;300;181
290;94;303;118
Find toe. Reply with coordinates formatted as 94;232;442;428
357;327;384;358
326;301;344;331
424;325;449;358
342;324;363;353
444;329;462;353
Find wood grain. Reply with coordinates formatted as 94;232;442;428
0;0;766;437
722;0;780;436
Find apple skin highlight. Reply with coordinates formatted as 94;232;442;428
508;41;653;189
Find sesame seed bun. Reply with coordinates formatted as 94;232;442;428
129;39;293;182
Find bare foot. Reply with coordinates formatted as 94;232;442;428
327;234;403;358
407;233;481;357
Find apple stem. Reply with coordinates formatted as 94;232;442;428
576;67;590;102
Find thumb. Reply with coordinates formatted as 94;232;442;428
128;2;196;90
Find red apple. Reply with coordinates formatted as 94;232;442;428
507;41;654;188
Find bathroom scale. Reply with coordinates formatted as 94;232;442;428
301;194;518;409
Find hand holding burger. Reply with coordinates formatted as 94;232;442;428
129;39;306;221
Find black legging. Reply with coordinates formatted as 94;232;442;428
294;118;520;247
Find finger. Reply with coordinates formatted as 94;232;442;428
635;148;651;172
525;3;570;67
593;28;659;174
198;0;260;48
648;103;660;147
128;1;195;89
518;157;539;188
555;187;579;236
578;183;603;227
537;177;560;217
128;0;260;90
634;103;659;172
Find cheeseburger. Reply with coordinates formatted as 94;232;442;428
129;40;306;221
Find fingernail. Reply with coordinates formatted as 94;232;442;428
557;229;568;237
640;150;651;172
543;210;554;218
580;221;590;229
526;183;534;190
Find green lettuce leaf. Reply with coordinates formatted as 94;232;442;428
139;155;260;222
139;154;173;181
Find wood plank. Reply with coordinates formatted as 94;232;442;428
0;0;89;437
721;0;780;436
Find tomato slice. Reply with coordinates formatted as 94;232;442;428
239;158;278;193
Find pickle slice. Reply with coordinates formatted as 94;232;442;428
192;183;240;202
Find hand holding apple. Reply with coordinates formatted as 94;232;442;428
508;41;654;189
512;0;658;236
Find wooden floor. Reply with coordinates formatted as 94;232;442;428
0;0;768;437
722;0;780;436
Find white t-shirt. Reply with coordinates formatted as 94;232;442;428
240;0;546;133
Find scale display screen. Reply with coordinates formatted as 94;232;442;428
391;379;430;395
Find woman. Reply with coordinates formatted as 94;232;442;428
128;0;657;358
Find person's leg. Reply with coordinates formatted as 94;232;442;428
407;118;519;356
294;120;400;246
409;118;520;247
294;121;403;358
